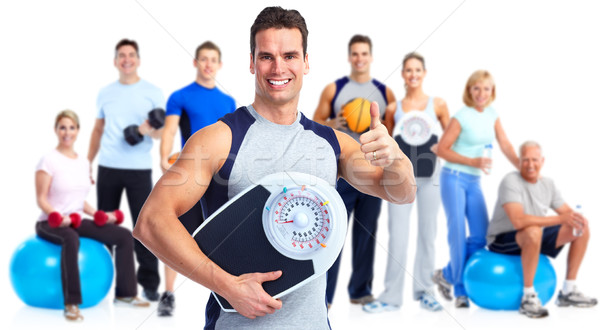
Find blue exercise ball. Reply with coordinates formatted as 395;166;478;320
463;249;556;310
10;236;114;309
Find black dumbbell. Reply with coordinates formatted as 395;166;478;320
124;108;166;146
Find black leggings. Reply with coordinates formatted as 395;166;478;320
36;220;137;305
96;166;158;292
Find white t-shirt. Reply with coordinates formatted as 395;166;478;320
36;149;91;221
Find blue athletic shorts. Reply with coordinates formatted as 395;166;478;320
488;225;564;258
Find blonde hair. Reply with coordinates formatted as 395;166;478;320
54;110;80;129
463;70;495;108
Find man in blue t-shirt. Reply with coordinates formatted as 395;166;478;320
157;41;236;317
88;39;165;303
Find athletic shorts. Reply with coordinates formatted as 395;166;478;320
488;225;564;258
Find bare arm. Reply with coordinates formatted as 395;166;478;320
337;101;416;204
494;118;519;169
133;122;282;319
35;171;55;215
434;97;450;130
87;118;104;163
83;201;96;217
383;87;397;135
503;202;586;231
160;115;180;173
313;83;346;129
437;118;491;172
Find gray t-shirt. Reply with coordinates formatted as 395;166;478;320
486;172;565;245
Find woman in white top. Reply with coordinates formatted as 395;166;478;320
364;53;449;313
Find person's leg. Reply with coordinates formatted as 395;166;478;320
377;200;413;307
413;177;440;300
553;223;590;280
513;226;548;318
348;192;382;301
76;220;137;298
549;224;597;307
461;176;489;298
326;179;357;305
515;226;543;287
96;166;124;212
440;170;467;297
36;222;82;305
124;169;159;295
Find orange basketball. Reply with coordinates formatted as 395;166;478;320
342;98;371;133
168;152;180;165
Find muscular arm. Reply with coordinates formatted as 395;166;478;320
313;83;343;129
494;118;519;169
35;171;55;215
87;118;104;163
160;115;180;173
133;122;281;318
337;102;416;204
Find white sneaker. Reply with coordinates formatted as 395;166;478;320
556;287;598;307
362;300;400;313
519;293;548;318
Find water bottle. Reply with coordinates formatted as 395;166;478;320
573;205;583;237
482;144;493;174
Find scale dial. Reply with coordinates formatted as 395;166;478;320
263;185;339;260
396;110;435;146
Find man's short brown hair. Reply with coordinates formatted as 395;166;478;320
250;6;308;58
195;41;222;62
348;35;372;54
115;39;139;58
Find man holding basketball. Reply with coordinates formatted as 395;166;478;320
313;34;397;307
157;40;236;317
134;7;414;329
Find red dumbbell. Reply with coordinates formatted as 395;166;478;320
94;210;124;226
48;212;82;228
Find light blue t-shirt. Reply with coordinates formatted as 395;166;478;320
444;106;498;176
97;79;165;169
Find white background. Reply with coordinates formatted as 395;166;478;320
1;0;599;329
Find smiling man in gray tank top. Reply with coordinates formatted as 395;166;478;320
134;7;415;329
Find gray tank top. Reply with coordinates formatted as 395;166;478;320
203;105;339;329
331;76;388;142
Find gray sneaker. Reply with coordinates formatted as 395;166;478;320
519;293;548;318
455;296;470;308
432;269;452;301
158;291;175;317
556;288;598;308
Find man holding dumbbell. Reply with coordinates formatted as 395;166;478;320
88;39;165;301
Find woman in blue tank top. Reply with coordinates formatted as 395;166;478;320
364;52;450;313
433;70;519;308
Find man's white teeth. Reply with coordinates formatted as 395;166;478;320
269;79;289;86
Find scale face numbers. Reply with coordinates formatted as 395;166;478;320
263;184;342;260
397;110;435;146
